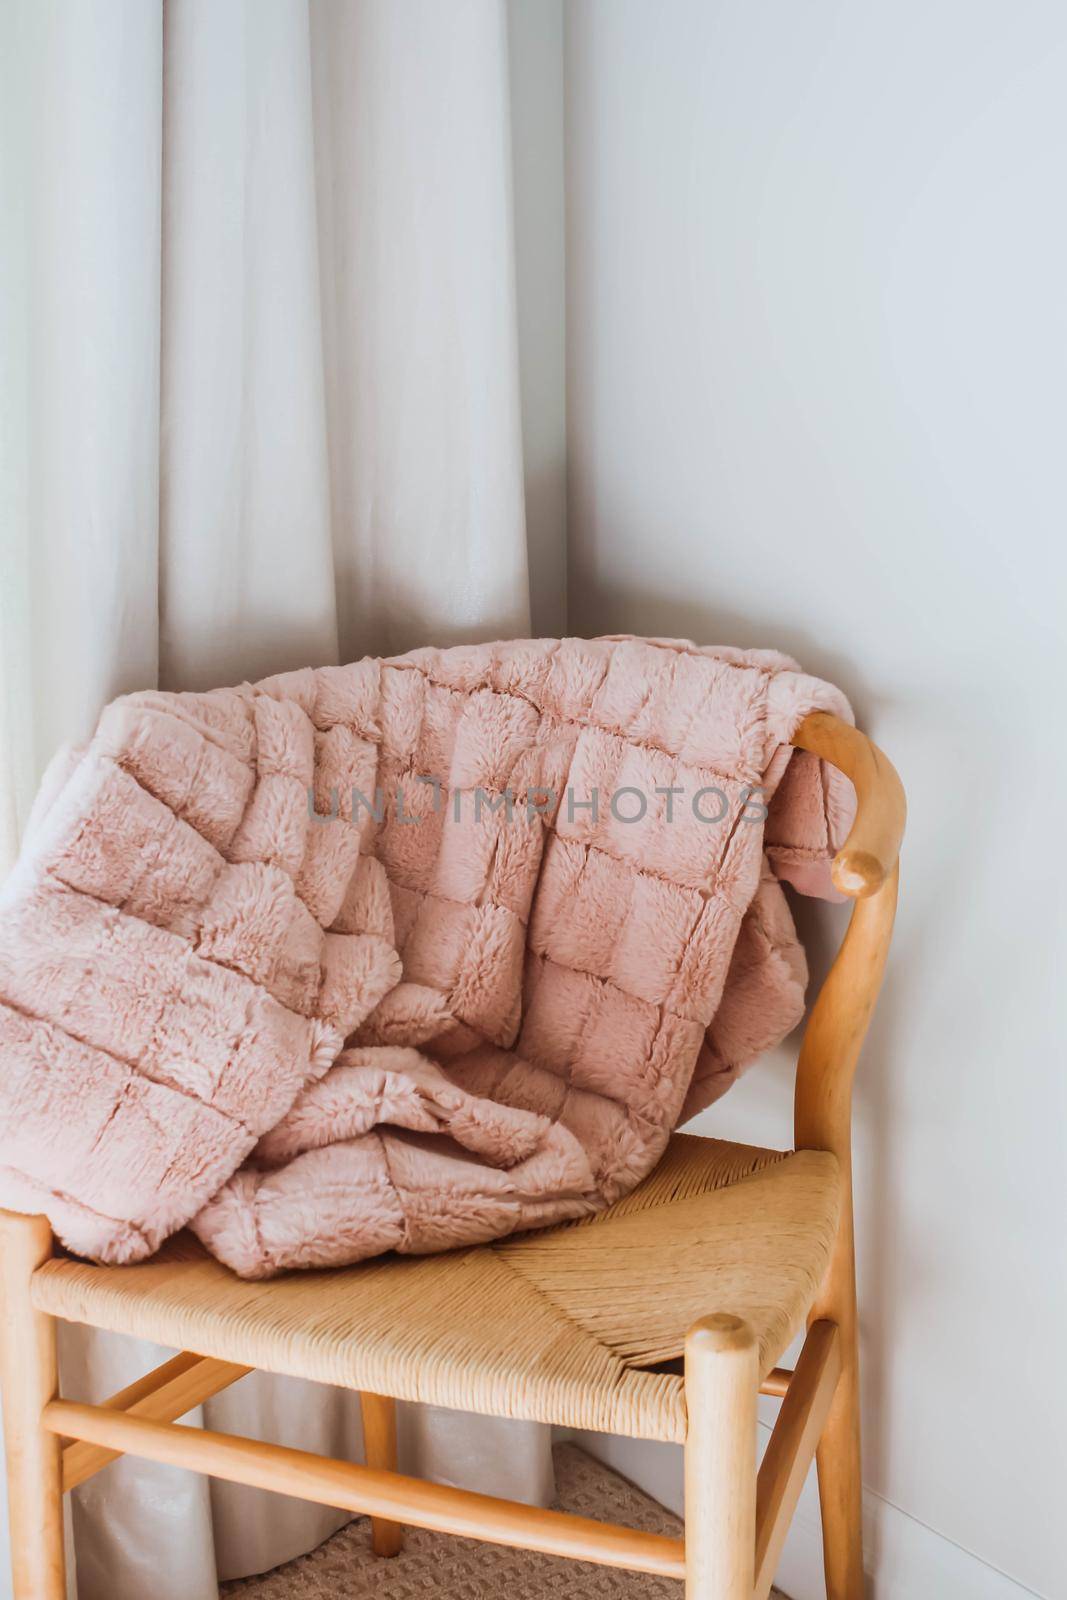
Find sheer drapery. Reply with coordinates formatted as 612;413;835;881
0;1;563;1593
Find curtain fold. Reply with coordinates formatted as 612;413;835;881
0;0;163;864
160;0;339;690
309;0;531;661
0;2;559;1594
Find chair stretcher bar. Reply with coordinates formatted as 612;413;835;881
44;1400;688;1579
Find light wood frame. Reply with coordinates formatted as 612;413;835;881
0;711;904;1600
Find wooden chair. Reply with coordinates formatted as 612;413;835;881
0;710;904;1600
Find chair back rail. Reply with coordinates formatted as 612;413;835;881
790;710;905;1161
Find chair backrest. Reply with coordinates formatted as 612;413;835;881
789;712;905;1163
786;711;904;1348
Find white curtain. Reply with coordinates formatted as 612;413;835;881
0;1;563;1593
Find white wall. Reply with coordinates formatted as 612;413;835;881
507;0;567;636
561;3;1067;1596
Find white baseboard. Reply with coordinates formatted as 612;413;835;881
568;1425;1044;1600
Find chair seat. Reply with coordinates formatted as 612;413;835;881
30;1134;839;1444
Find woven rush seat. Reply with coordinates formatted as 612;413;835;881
29;1134;839;1445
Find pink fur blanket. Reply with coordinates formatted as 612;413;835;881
0;638;853;1278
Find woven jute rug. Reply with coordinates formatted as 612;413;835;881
221;1442;788;1598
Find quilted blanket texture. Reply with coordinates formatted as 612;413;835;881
0;637;853;1278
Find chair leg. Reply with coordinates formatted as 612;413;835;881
359;1391;403;1556
814;1227;864;1599
684;1314;758;1600
0;1212;66;1600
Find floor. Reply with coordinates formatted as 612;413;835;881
221;1442;788;1597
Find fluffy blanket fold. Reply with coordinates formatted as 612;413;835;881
0;637;853;1278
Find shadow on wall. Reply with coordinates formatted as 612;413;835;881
566;569;888;727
